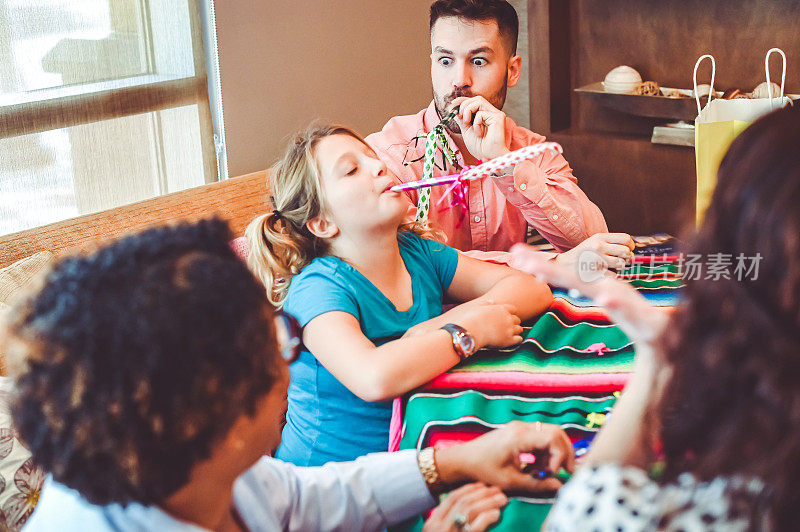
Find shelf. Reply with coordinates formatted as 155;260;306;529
550;127;653;143
575;82;701;121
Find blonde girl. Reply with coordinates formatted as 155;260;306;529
247;125;552;466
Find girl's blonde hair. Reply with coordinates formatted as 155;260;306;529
246;124;443;307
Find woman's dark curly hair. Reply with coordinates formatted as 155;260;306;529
656;104;800;529
2;218;279;506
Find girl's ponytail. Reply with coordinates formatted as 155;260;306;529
246;125;346;306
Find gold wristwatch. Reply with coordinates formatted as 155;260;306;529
417;447;445;496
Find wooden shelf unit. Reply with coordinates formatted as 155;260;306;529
527;0;800;235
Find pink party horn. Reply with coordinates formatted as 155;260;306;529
390;142;563;192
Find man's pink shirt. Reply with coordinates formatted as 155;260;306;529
366;101;607;255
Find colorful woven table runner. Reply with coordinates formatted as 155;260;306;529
389;236;682;531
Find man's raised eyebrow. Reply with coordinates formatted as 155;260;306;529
433;46;454;54
468;46;493;56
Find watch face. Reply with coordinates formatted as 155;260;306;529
457;333;476;354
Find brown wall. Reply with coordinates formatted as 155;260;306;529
215;1;434;177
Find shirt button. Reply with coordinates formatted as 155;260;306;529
474;215;481;223
508;186;514;192
552;214;559;221
519;183;527;191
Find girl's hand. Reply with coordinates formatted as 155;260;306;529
458;302;523;349
422;483;507;532
403;300;523;349
400;301;482;339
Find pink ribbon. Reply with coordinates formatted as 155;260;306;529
435;164;479;227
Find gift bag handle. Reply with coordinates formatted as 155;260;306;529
693;54;716;115
765;47;787;109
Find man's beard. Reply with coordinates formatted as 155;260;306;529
434;82;508;135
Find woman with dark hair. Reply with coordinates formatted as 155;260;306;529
512;103;800;530
3;218;574;532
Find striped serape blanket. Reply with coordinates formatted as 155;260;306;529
389;236;682;531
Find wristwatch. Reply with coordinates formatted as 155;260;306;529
441;324;476;359
416;447;445;496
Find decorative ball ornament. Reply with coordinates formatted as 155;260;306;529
602;65;643;94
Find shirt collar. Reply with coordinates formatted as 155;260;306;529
36;478;211;531
422;100;442;133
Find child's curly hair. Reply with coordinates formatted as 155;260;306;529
2;218;280;506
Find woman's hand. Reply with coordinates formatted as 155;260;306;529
510;244;669;467
553;233;635;272
511;243;666;346
422;483;507;532
435;421;575;495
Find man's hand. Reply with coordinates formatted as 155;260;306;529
452;96;510;161
553;233;635;271
435;421;575;495
422;483;506;532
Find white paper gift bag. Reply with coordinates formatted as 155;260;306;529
694;49;792;223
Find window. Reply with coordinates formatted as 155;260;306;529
0;0;219;236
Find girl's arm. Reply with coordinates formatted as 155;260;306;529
301;254;550;403
302;301;522;402
448;253;552;319
405;254;552;337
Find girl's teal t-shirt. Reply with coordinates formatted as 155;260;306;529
276;232;459;466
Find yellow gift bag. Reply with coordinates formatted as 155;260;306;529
693;49;791;224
